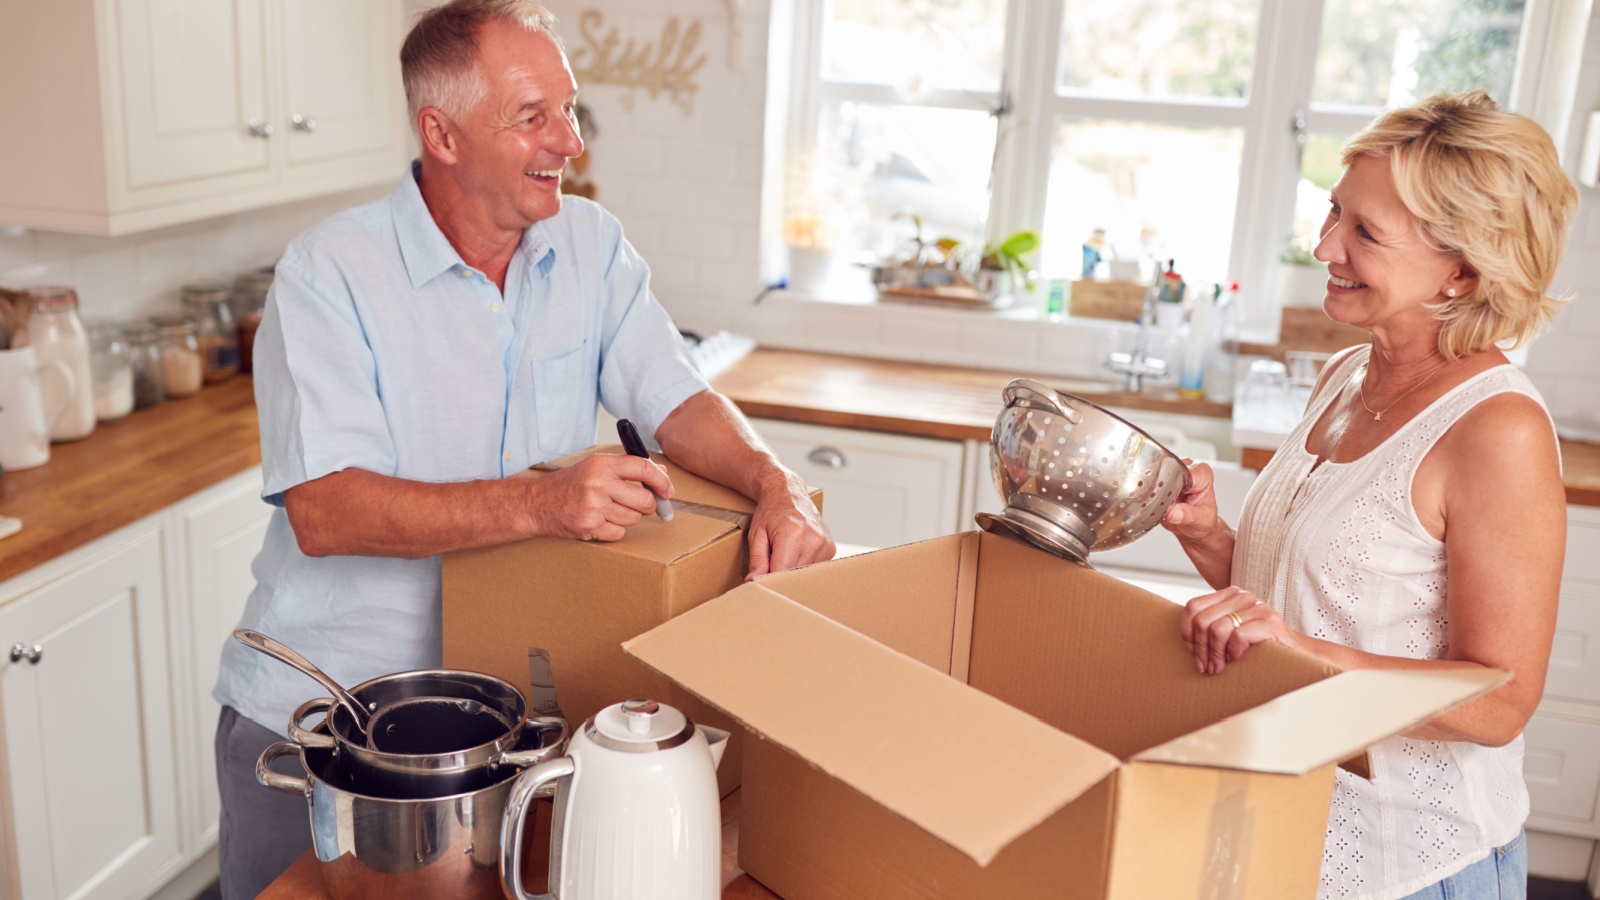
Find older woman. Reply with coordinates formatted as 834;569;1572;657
1164;90;1576;900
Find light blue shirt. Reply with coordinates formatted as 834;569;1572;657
214;163;709;735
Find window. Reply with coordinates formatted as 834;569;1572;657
777;0;1584;335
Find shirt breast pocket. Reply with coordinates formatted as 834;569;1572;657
531;345;596;457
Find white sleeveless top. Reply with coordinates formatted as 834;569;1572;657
1233;345;1550;900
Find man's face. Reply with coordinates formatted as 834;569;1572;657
451;22;584;230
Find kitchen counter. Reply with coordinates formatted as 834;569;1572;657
3;351;1597;587
0;375;261;585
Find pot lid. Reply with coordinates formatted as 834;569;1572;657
589;698;692;751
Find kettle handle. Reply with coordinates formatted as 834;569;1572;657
287;697;338;749
255;741;310;796
500;756;575;900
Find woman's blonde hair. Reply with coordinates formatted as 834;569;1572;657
400;0;561;127
1341;90;1577;357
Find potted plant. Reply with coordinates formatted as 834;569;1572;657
972;229;1040;302
1278;233;1328;308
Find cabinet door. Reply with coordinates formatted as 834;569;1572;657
117;0;273;189
280;0;403;168
0;523;181;900
176;470;271;852
752;418;966;550
1524;707;1600;839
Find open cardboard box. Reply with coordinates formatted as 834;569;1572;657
442;445;822;797
625;530;1506;899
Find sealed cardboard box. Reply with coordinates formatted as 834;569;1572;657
442;445;822;797
625;531;1505;899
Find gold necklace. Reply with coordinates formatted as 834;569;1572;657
1357;359;1452;421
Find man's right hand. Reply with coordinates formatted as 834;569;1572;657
529;454;675;542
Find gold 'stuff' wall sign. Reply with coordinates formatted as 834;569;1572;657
569;10;708;116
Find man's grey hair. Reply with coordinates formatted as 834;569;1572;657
401;0;562;126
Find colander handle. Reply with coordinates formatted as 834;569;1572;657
1003;378;1082;424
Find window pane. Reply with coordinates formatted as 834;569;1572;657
801;102;997;259
1057;0;1259;99
823;0;1007;93
1313;0;1526;109
1290;132;1345;260
1040;120;1242;285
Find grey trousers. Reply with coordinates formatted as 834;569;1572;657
214;706;312;899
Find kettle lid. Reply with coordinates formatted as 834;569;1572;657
588;698;694;751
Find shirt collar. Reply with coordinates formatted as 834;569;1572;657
392;161;560;288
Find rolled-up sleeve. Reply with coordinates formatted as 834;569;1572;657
254;252;398;506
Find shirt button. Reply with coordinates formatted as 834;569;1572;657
459;268;473;278
504;452;511;462
491;303;501;313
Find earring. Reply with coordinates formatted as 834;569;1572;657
1446;287;1457;297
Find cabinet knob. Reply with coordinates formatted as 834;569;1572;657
807;447;846;469
247;120;275;139
291;114;318;133
9;643;41;665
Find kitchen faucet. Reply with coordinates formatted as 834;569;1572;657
1103;281;1169;392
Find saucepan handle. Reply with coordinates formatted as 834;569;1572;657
500;756;575;900
256;740;310;796
495;715;569;769
288;697;338;749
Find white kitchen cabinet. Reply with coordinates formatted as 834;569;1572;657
1526;504;1600;865
0;518;183;900
166;469;271;855
751;418;968;550
0;0;407;236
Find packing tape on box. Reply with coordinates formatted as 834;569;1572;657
1197;771;1254;900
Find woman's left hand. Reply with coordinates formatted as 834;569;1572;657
1181;586;1294;675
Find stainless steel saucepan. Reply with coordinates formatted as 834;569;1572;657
289;669;567;798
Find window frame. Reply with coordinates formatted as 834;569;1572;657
781;0;1586;340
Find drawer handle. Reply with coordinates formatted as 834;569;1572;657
247;120;274;139
9;643;41;665
291;114;318;133
807;447;846;469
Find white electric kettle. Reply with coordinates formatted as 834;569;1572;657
499;698;729;900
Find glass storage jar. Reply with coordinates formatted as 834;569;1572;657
150;314;204;398
85;320;135;422
232;266;274;374
25;286;96;441
181;282;239;383
125;323;166;410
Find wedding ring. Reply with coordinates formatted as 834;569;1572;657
1227;612;1244;628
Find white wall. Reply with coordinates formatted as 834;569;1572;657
2;0;1596;410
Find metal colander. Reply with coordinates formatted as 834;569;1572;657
976;378;1191;563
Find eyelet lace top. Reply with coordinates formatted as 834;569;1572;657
1232;345;1553;900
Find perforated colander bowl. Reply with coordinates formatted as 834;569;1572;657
977;379;1192;563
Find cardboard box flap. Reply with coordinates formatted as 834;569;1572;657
625;582;1122;866
1132;667;1509;775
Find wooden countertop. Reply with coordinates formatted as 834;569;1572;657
0;376;262;585
2;350;1597;587
706;347;1232;442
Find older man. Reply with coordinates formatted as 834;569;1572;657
210;1;832;894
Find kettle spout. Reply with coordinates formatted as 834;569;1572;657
700;726;731;770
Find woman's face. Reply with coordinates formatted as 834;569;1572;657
1313;154;1469;336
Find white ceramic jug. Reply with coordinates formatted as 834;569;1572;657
500;698;728;900
0;346;75;471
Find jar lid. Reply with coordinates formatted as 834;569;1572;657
182;282;231;305
83;319;124;337
29;285;79;311
149;314;198;335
